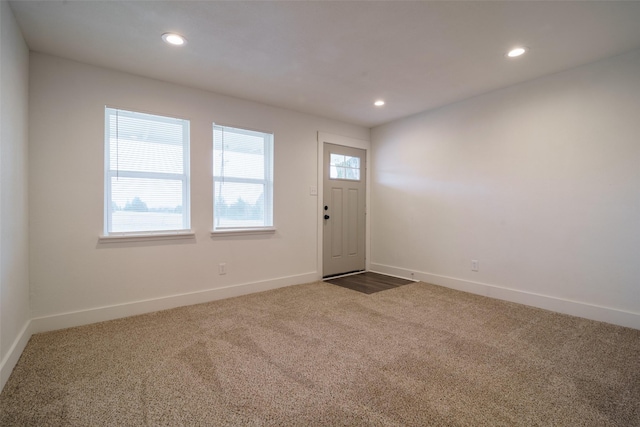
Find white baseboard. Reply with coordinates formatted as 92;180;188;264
370;263;640;330
1;272;316;394
30;272;317;335
0;319;33;391
6;266;637;394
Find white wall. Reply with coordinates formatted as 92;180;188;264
0;0;30;388
29;53;368;329
371;49;640;329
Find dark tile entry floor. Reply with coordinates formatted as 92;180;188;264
324;271;414;294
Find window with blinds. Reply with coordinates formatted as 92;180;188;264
104;107;190;234
213;125;273;230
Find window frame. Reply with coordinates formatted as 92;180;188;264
103;107;191;237
329;152;362;181
212;124;274;232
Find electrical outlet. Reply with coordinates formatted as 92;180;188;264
219;263;227;275
471;260;479;272
309;186;318;196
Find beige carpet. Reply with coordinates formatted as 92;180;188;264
1;281;639;426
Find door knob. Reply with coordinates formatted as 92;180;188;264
324;206;328;211
324;215;330;220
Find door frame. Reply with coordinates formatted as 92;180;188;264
317;132;371;279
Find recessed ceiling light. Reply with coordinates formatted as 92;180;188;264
374;100;385;107
506;47;527;58
162;33;186;46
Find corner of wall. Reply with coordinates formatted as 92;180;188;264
0;0;32;392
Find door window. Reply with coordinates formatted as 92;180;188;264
329;153;360;181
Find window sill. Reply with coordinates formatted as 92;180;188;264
99;231;195;243
210;227;276;237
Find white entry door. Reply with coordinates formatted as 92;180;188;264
323;143;366;277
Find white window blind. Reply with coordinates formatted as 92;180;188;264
213;125;273;229
104;108;190;234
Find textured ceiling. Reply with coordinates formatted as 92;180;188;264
9;0;640;127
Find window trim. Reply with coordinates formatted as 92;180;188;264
210;227;276;237
104;107;191;236
212;123;274;231
98;230;196;244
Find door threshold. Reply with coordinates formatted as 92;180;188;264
322;270;365;280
